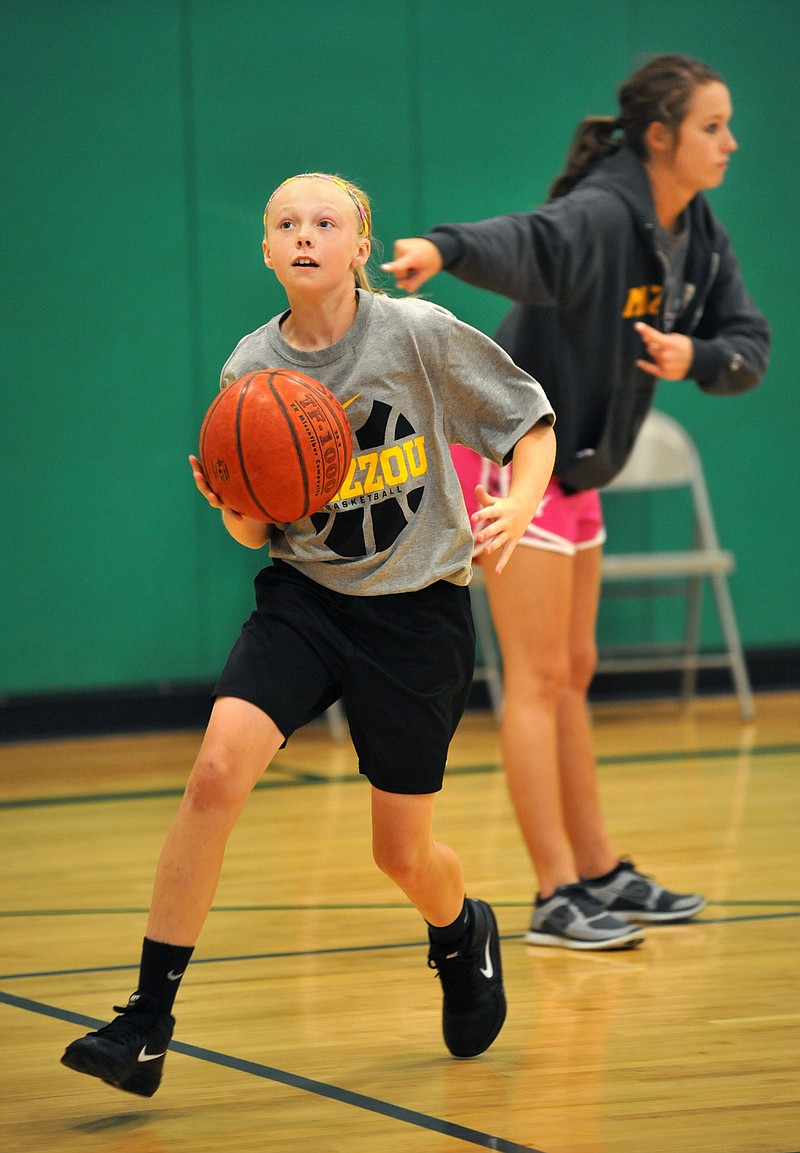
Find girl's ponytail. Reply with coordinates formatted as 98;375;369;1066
548;116;623;199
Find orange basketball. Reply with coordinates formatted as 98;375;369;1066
199;369;353;522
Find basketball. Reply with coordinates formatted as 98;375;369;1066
199;369;353;522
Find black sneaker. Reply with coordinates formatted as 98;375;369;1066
60;992;174;1097
525;883;644;950
427;898;506;1059
582;858;706;923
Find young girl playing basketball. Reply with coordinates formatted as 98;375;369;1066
61;172;556;1095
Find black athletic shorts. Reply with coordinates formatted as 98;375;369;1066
214;559;475;794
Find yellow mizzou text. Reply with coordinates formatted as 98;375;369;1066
332;435;427;501
621;284;663;318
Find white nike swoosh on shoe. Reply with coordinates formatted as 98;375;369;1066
137;1047;166;1063
166;970;185;981
479;933;493;979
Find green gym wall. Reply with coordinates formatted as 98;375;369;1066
2;0;797;706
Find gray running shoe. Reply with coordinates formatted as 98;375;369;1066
525;883;644;950
582;859;706;923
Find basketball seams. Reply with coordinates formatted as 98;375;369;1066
306;379;353;497
311;388;351;479
292;371;352;483
236;372;280;521
264;370;312;518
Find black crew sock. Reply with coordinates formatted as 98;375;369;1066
135;937;195;1015
584;859;625;885
427;897;472;949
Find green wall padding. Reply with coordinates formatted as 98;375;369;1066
2;0;797;694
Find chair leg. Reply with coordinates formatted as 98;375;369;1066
710;572;755;722
680;575;703;705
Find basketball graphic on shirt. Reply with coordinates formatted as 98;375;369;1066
310;399;426;558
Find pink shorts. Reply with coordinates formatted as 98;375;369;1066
450;444;606;557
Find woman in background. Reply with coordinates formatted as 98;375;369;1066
383;54;770;950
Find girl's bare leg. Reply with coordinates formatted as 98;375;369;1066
146;696;284;945
371;787;465;926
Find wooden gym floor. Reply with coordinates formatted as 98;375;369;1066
1;691;798;1152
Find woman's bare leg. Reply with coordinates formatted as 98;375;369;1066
556;545;618;878
484;544;617;897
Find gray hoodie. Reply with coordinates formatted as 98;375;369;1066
425;146;770;491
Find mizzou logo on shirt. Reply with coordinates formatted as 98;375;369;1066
334;437;427;502
621;284;663;318
310;399;428;558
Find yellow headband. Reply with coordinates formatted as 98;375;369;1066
264;173;370;237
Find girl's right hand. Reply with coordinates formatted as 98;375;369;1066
381;238;443;292
188;454;244;520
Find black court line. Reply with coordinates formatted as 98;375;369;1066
1;741;799;812
1;897;799;920
596;742;800;765
2;906;799;984
0;990;544;1153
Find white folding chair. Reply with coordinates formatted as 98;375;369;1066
599;409;754;720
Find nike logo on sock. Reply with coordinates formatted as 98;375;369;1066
479;933;494;979
137;1047;166;1063
166;970;185;981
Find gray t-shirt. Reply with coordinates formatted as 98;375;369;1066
220;290;554;595
656;212;691;333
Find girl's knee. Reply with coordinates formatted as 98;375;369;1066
370;788;440;892
183;749;253;815
372;837;425;887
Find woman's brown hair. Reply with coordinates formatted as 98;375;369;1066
548;54;723;199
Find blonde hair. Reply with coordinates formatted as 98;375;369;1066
263;172;379;291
